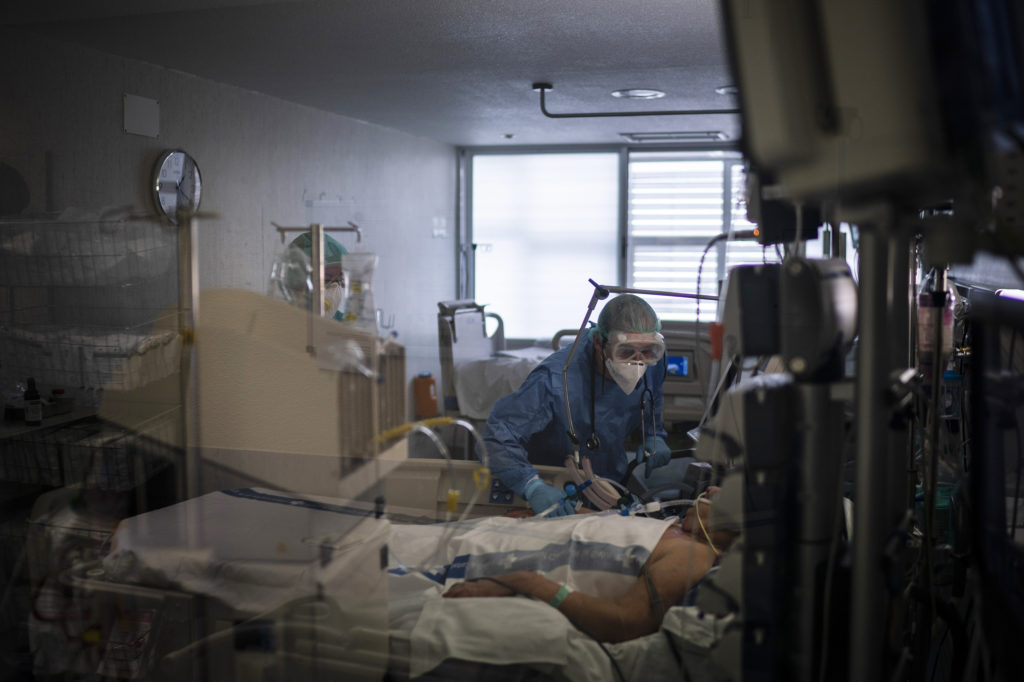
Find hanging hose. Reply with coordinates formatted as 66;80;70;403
407;424;457;522
451;418;491;522
375;416;454;444
375;417;492;575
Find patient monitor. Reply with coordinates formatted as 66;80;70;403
659;320;712;427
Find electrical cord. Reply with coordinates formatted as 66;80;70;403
1012;420;1023;538
694;493;719;555
697;579;741;613
695;233;728;402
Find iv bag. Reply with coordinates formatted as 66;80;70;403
341;253;378;334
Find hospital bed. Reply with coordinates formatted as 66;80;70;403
436;300;555;421
28;485;733;682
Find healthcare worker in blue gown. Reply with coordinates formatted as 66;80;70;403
481;294;679;516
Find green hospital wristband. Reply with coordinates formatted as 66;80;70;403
549;584;572;609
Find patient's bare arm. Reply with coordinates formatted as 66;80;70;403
442;526;714;643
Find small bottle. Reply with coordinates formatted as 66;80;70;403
917;287;953;389
412;372;439;419
23;377;42;426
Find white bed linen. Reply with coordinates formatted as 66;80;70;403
407;599;733;682
102;488;389;615
452;346;551;419
388;512;680;678
390;512;676;595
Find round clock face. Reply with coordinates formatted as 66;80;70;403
152;150;202;225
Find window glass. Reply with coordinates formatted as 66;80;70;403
469;149;841;332
628;151;773;321
472;153;619;340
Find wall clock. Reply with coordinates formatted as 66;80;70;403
151;149;202;225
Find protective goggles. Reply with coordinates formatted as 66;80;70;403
607;332;666;364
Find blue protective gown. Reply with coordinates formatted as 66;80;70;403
481;333;668;498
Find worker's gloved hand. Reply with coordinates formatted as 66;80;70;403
640;436;673;477
523;478;576;517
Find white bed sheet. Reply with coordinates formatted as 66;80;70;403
405;598;733;682
452;346;551;419
102;488;389;615
386;512;692;679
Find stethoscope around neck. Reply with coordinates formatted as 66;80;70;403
565;348;658;510
561;279;714;510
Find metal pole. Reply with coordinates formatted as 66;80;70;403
307;223;325;357
886;231;913;529
793;383;845;682
593;282;718;301
850;219;891;682
562;287;606;463
179;215;202;501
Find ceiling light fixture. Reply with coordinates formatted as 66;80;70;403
531;83;740;119
620;131;729;143
611;88;665;100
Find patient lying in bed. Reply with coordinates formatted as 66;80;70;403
96;488;734;681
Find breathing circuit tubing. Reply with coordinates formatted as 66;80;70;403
376;416;491;523
375;417;492;572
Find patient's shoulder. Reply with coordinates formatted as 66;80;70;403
650;523;713;563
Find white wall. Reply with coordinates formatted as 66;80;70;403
0;28;457;415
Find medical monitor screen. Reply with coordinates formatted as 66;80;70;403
666;353;695;380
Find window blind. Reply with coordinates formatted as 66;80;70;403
627;151;768;321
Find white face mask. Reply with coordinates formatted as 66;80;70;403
324;282;345;318
606;359;645;395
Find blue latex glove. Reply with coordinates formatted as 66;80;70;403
523;478;576;517
640;436;673;477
